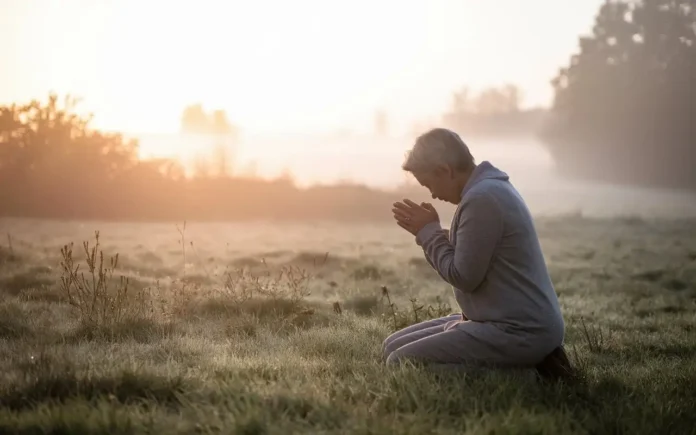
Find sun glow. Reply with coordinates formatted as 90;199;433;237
2;0;607;181
86;1;434;136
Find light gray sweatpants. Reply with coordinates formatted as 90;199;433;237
382;314;554;368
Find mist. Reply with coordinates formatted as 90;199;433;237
134;129;696;220
2;2;696;432
1;0;694;223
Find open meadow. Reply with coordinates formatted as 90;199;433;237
1;216;695;434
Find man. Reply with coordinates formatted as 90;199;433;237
385;128;571;379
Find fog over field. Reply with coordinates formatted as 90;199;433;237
2;0;695;432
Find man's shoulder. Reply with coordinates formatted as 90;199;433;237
457;184;505;216
462;178;513;203
459;179;526;217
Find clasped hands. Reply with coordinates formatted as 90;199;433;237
392;199;439;236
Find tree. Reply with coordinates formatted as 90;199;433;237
542;0;695;189
211;110;233;136
0;93;180;218
180;104;210;135
0;93;407;222
474;85;521;115
212;142;232;177
180;104;237;137
451;87;473;113
180;105;239;177
0;94;140;183
441;85;541;138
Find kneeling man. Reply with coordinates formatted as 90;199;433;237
386;128;567;374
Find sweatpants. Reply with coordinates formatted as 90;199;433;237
382;314;556;368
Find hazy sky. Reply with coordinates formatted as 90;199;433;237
1;0;604;135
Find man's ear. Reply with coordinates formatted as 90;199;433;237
434;164;453;178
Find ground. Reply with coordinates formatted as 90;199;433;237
0;216;695;434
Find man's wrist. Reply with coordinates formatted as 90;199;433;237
415;221;442;246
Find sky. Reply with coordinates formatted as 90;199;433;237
0;0;605;137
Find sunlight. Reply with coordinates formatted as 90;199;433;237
2;0;605;141
92;0;431;136
2;0;610;185
1;1;695;429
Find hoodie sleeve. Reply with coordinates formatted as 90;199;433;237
415;192;503;292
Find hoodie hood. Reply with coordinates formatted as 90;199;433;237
460;161;509;199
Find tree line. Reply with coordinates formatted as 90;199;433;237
1;0;693;222
540;0;695;190
441;85;547;139
0;95;398;221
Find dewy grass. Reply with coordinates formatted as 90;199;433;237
0;217;694;434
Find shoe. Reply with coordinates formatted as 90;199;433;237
535;345;575;381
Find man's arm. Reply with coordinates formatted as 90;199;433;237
419;227;447;270
414;193;503;292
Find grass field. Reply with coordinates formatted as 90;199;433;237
1;216;695;434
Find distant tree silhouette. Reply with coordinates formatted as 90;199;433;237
442;85;546;138
211;109;234;136
0;94;182;218
212;142;234;177
180;104;210;135
541;0;695;190
472;85;521;115
0;94;402;222
180;104;238;177
210;109;236;177
180;104;237;138
0;95;137;178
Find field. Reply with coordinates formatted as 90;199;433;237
1;216;695;434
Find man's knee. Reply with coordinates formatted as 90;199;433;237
386;347;423;366
381;337;390;359
386;349;405;365
382;337;401;361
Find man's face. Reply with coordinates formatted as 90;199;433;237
412;166;458;204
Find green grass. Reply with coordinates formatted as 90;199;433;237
0;217;695;434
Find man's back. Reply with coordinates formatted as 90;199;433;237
450;162;564;344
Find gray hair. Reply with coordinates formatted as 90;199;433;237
402;128;475;173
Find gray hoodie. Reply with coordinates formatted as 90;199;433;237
415;161;564;345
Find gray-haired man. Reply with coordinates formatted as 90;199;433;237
386;128;572;379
